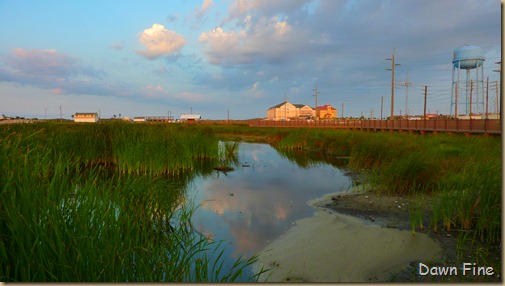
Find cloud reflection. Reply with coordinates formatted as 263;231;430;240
190;143;351;257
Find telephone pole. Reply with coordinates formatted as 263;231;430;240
313;84;319;120
380;96;384;120
386;49;400;119
284;93;287;120
423;85;427;119
493;62;501;116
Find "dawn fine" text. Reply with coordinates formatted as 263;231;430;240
418;262;494;277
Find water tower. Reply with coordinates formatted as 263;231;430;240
450;45;485;118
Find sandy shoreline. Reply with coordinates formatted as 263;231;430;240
253;187;444;282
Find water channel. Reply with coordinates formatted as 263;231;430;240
185;142;355;281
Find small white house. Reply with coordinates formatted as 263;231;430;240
180;114;201;122
74;112;99;123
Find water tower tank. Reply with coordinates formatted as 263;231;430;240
452;45;484;69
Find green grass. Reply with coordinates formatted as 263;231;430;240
207;124;501;243
0;122;260;282
1;121;500;281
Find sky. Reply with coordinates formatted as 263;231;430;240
0;0;501;120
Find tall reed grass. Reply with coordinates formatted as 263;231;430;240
206;125;500;244
0;122;260;282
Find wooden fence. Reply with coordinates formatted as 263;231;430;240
248;119;501;135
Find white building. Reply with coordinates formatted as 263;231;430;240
74;112;99;123
266;102;315;121
180;114;201;122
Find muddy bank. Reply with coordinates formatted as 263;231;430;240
253;186;449;282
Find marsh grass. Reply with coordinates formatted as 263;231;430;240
218;141;240;166
272;129;500;242
0;122;259;282
408;195;425;235
207;125;500;245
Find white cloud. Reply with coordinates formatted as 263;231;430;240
199;16;301;65
137;24;186;60
198;27;244;64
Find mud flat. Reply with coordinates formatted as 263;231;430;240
253;186;443;282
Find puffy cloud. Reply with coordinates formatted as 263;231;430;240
137;24;186;60
198;27;244;64
199;16;301;66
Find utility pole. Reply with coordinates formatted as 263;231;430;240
469;80;473;116
380;96;384;120
284;93;287;120
341;103;344;119
423;86;427;119
486;77;489;118
313;84;319;120
494;62;501;116
59;105;62;122
455;84;459;118
496;81;500;114
398;71;414;117
386;48;400;119
44;107;48;119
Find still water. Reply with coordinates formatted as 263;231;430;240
185;142;354;280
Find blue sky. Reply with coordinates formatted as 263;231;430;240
0;0;501;119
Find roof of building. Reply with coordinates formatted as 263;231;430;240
293;104;313;109
180;114;201;119
268;101;291;109
268;101;313;110
316;104;336;110
75;112;98;116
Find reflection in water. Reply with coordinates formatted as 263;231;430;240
186;142;353;280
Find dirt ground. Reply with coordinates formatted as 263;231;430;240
314;187;501;282
254;185;501;282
